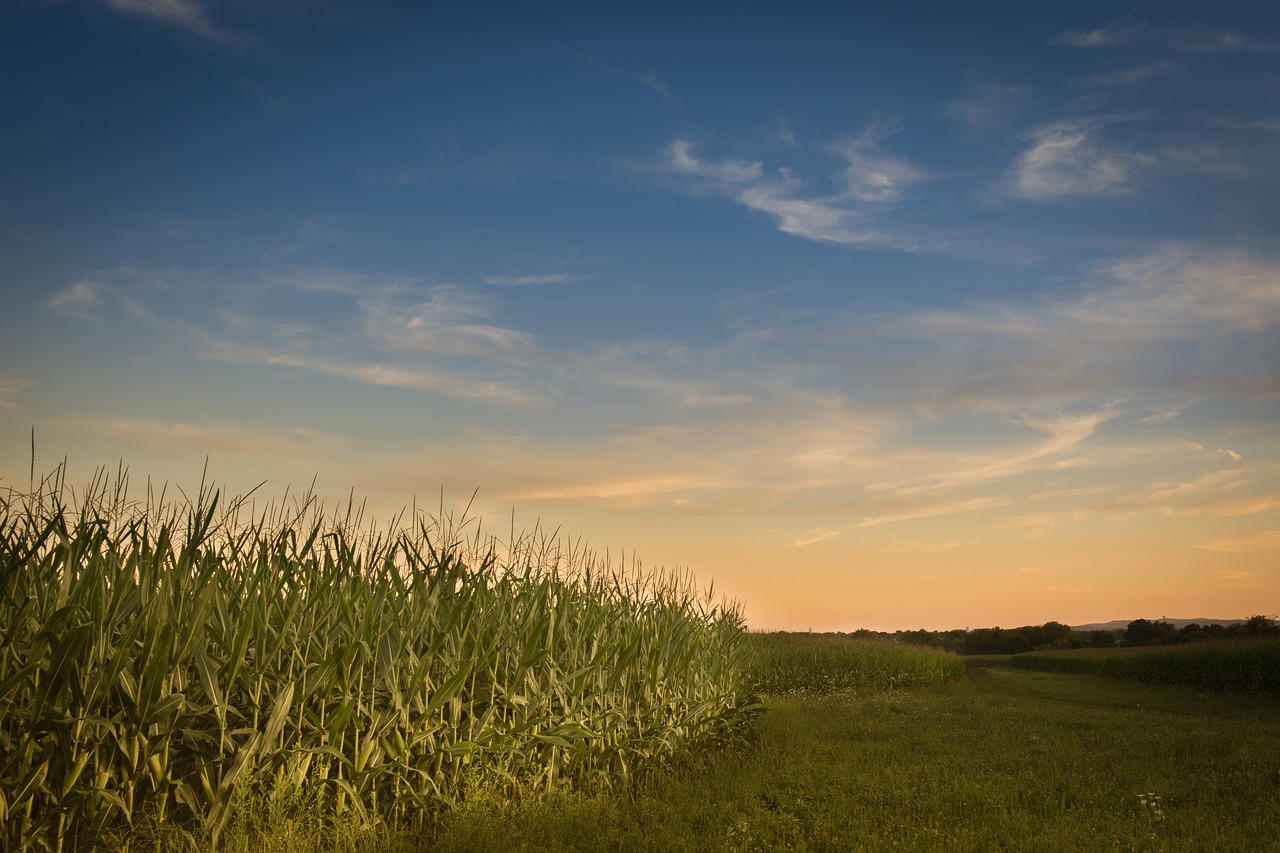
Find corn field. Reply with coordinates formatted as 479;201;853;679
746;632;965;695
1012;639;1280;694
0;466;759;851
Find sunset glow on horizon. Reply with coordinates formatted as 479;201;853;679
1;0;1276;632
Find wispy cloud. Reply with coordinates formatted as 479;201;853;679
867;410;1117;499
831;123;925;203
622;71;675;103
856;497;1011;528
1006;117;1252;201
65;416;345;457
201;339;537;404
1008;120;1150;199
1179;32;1280;54
660;132;929;250
946;81;1032;129
105;0;248;44
1085;61;1176;87
0;377;31;410
1086;461;1280;520
362;285;535;358
1198;531;1280;553
48;280;106;321
1214;119;1280;132
791;529;841;548
1051;23;1143;48
1141;407;1185;424
1081;246;1280;334
1029;486;1114;502
510;473;722;508
53;265;542;404
483;274;580;286
882;540;964;554
43;245;1280;530
1052;21;1280;54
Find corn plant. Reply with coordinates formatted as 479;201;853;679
0;465;759;851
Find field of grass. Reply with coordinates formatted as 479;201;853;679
0;468;757;852
1010;638;1280;693
431;664;1280;851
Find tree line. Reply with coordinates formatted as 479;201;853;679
798;615;1279;655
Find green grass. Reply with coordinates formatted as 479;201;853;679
431;666;1280;851
1012;637;1280;693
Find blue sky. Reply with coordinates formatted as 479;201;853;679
2;0;1278;630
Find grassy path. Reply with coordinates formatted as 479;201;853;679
428;666;1280;852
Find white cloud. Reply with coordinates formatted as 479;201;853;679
105;0;245;44
1051;23;1143;48
666;139;763;184
1085;61;1176;87
1216;448;1243;463
202;339;536;404
1009;120;1150;199
67;265;546;402
1082;462;1280;521
791;529;841;548
1141;407;1185;424
1080;246;1280;334
831;124;925;203
1148;468;1244;502
661;134;926;249
862;409;1117;501
48;280;106;321
362;285;534;358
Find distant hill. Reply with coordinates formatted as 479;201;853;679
1071;618;1246;632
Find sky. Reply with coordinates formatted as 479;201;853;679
1;0;1278;631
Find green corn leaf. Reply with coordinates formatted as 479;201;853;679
262;682;295;746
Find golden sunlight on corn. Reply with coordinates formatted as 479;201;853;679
0;466;759;851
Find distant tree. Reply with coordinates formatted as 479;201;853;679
1023;621;1073;649
1124;618;1178;646
898;629;939;648
960;627;1006;655
1082;629;1119;648
1244;614;1279;635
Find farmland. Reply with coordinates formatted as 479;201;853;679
432;651;1280;852
0;469;756;852
1009;638;1280;693
3;470;1278;852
